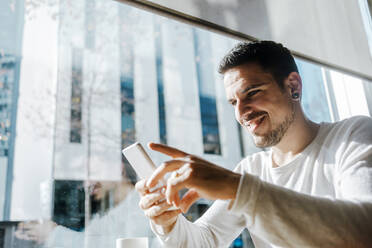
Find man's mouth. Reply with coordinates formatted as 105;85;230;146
242;114;266;132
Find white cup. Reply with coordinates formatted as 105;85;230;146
116;237;148;248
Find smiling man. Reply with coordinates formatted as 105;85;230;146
135;41;372;247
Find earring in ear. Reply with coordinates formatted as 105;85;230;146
292;92;300;99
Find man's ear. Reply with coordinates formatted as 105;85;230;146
284;72;302;100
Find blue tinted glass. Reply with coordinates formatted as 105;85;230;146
296;59;332;123
155;21;167;145
193;29;221;155
70;48;83;143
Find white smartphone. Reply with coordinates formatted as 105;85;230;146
122;142;157;180
122;142;178;210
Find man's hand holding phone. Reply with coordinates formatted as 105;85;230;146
123;142;181;234
125;142;241;234
135;179;181;234
146;143;241;212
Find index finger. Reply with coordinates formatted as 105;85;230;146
135;179;149;196
147;159;188;188
148;142;189;158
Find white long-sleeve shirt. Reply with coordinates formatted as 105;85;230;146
152;116;372;248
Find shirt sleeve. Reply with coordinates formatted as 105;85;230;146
230;116;372;247
151;163;247;248
336;116;372;201
151;199;247;248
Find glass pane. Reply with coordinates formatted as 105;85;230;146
295;58;332;123
0;0;370;247
328;69;370;119
194;29;222;155
0;1;246;247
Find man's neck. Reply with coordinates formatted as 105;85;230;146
271;111;319;168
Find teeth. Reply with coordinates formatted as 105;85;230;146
242;120;250;126
242;115;264;128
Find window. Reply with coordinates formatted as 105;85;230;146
154;20;167;145
1;0;370;247
0;227;4;247
0;56;16;157
327;69;370;119
193;29;222;155
53;180;85;231
0;53;20;221
85;0;95;50
70;48;83;143
119;11;136;183
296;58;332;123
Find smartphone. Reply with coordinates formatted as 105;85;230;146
122;142;178;210
122;142;157;180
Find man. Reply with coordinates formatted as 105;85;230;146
136;41;372;247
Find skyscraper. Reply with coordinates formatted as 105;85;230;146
0;0;24;221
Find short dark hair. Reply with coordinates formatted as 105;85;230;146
218;41;298;87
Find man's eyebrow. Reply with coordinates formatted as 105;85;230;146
240;83;266;94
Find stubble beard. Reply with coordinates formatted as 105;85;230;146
252;105;295;148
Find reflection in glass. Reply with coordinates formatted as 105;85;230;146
154;21;167;145
53;180;85;231
1;0;370;247
193;29;222;155
0;56;16;157
70;48;83;143
296;59;332;123
85;0;95;50
15;178;153;247
119;11;137;184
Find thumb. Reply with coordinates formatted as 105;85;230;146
179;189;200;213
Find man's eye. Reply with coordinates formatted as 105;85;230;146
247;90;260;97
